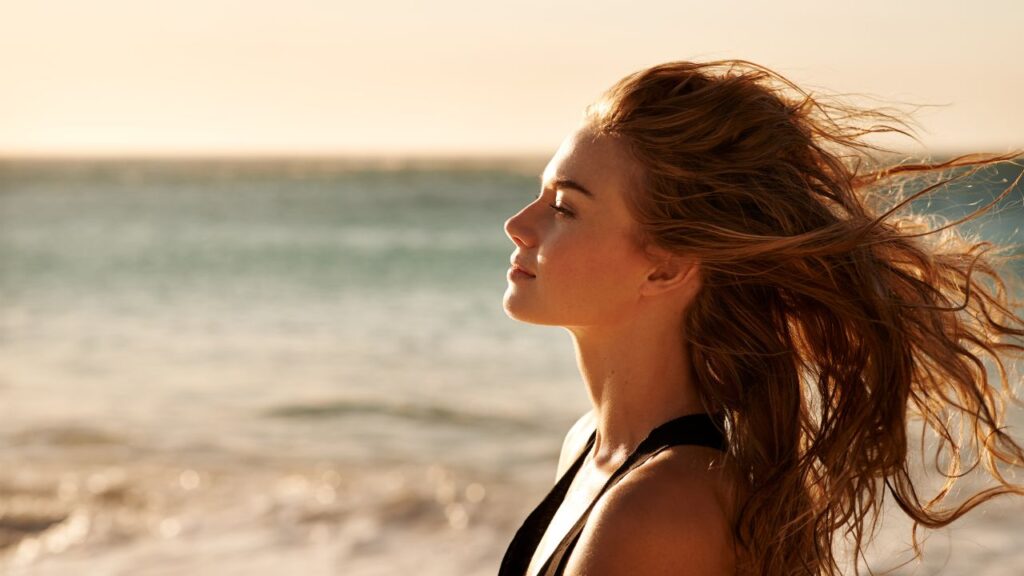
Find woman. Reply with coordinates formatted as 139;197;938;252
497;59;1024;575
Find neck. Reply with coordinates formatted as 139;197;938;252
567;310;704;475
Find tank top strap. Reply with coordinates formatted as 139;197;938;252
536;411;727;576
497;428;597;576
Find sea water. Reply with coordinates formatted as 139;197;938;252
1;157;1022;575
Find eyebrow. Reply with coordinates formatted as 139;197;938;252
538;176;596;200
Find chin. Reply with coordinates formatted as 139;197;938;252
502;291;528;321
503;292;545;324
502;302;567;327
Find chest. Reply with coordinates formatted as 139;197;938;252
524;462;611;576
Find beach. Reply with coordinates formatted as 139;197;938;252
2;158;1022;574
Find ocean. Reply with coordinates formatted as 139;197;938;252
1;157;1022;575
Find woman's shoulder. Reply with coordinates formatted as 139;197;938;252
563;445;739;575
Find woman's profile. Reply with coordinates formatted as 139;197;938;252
496;59;1024;575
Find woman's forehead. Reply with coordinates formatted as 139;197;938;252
541;126;639;201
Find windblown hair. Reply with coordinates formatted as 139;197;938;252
585;59;1024;575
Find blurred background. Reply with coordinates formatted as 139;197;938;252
1;1;1022;574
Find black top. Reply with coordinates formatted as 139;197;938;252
498;412;728;576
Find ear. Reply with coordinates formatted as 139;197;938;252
639;254;701;299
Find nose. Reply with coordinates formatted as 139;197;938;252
504;205;535;248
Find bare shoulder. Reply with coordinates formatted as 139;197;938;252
555;409;596;480
564;446;738;576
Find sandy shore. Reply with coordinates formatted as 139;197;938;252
4;442;1024;575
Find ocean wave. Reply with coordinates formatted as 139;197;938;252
8;425;129;448
262;399;550;432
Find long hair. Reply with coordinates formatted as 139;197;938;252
585;59;1024;575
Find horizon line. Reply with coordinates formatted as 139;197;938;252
1;143;1017;163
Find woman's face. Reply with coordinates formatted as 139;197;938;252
503;123;657;328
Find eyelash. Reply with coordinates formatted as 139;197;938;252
548;203;574;218
535;191;575;218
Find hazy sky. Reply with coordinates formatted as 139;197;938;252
1;0;1020;156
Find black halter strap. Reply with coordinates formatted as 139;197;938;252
498;412;727;576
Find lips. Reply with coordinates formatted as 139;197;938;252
510;258;536;277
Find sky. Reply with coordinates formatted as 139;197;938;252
1;0;1021;157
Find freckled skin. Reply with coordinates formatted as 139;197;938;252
501;119;706;465
503;124;655;329
502;122;730;576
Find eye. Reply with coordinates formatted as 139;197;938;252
534;189;574;218
548;202;575;218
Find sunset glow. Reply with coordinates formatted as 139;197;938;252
2;0;1020;157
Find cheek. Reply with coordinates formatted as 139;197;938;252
544;237;642;309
